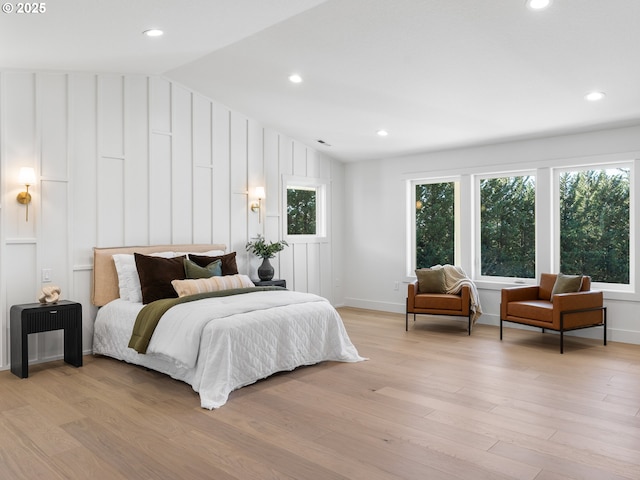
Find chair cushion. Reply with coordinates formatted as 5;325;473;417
415;293;461;311
507;300;553;323
415;268;446;293
551;273;583;299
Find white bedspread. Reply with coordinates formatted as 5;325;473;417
93;291;364;409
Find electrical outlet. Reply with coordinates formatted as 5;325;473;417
41;268;52;283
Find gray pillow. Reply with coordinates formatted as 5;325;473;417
415;268;446;294
551;273;583;299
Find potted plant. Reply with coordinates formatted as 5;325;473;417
245;235;288;281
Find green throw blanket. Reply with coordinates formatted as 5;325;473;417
128;286;284;354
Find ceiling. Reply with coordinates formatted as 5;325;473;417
2;0;640;162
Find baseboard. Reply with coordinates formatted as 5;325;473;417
344;297;405;314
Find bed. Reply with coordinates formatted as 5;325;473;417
91;244;364;409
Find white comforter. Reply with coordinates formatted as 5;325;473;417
93;290;364;409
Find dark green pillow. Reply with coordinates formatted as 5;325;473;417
415;268;446;294
551;273;583;299
184;258;222;279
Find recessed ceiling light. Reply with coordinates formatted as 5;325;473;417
526;0;551;10
143;29;164;37
288;74;303;84
585;91;606;102
377;130;389;137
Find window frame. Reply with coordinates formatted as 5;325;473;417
553;162;634;292
282;175;328;243
474;170;537;283
407;176;461;277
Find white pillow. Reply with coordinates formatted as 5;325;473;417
171;274;254;298
113;254;135;301
199;249;225;256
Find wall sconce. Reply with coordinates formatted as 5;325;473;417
17;167;36;222
250;186;266;223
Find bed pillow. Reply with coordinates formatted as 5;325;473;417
113;254;136;301
112;251;177;302
415;268;446;293
551;273;583;299
135;253;187;304
184;258;222;279
171;274;255;297
194;249;226;257
189;252;238;276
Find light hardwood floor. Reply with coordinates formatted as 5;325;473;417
1;307;639;479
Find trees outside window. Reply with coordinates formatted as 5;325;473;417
287;187;317;235
415;182;456;268
480;176;535;278
559;168;630;284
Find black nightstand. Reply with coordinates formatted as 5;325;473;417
10;300;83;378
254;279;287;288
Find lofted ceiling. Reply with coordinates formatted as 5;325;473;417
2;0;640;162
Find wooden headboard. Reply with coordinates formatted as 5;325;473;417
92;244;227;306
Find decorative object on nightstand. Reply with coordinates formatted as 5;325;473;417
38;285;61;304
245;235;288;281
254;279;287;288
10;300;82;378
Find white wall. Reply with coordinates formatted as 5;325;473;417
344;124;640;345
0;71;341;369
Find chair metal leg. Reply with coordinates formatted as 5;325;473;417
603;307;607;345
500;317;503;340
560;313;564;354
405;299;409;331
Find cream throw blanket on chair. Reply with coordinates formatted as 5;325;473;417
432;264;483;325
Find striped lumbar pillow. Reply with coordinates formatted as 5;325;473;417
171;274;255;297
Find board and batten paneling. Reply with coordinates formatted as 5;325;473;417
171;85;193;244
0;71;342;370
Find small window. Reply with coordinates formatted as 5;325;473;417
283;176;327;240
287;186;317;235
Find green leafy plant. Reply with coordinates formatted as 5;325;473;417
245;235;289;259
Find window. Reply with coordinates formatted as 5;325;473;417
414;180;459;269
558;167;630;285
283;176;327;240
287;186;317;235
479;175;535;278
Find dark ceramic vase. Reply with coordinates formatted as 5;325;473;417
258;257;274;281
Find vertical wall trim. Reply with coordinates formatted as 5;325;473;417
169;82;174;243
0;72;5;367
65;74;74;300
227;109;232;249
245;118;249;251
190;92;195;244
95;76;102;245
122;75;127;244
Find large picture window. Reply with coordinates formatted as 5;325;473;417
414;181;457;269
558;167;630;284
479;175;535;278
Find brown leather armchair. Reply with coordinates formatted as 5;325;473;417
500;273;606;353
406;281;471;333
